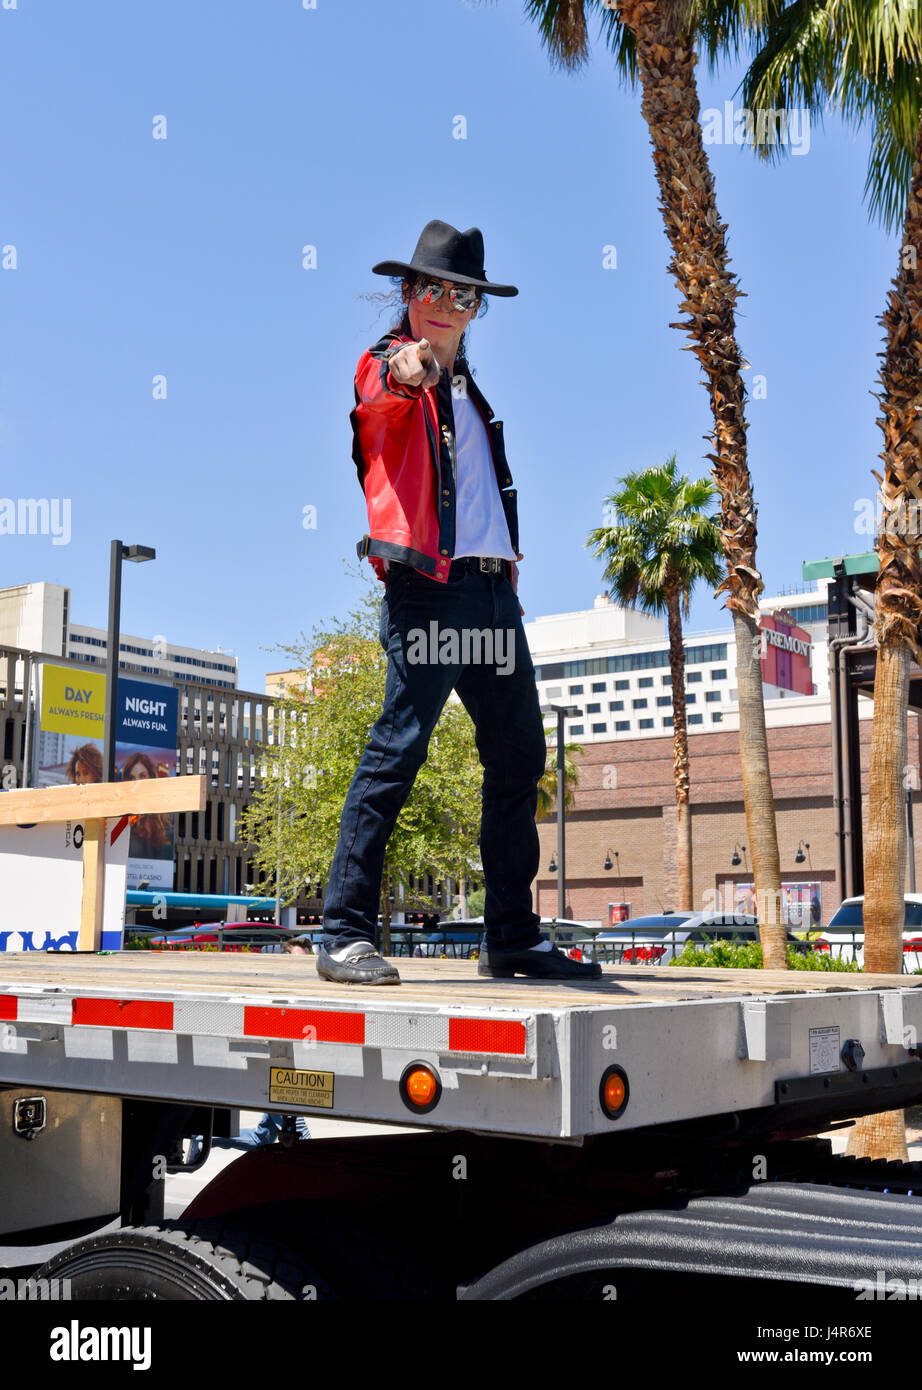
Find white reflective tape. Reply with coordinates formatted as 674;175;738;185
365;1012;450;1051
13;996;71;1025
173;1001;247;1037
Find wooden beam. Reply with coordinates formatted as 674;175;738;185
0;774;207;826
79;818;106;951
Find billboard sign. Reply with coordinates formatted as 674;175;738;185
114;678;179;891
34;665;179;892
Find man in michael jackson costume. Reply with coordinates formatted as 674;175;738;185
312;220;600;987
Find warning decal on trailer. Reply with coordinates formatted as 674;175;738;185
269;1066;334;1109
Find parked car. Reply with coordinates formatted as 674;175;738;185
594;911;814;965
147;922;295;952
816;894;922;970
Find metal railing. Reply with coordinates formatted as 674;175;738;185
123;925;292;952
121;923;922;972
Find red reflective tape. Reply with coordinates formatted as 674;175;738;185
0;995;17;1022
110;815;130;845
72;998;174;1029
244;1007;365;1044
449;1017;527;1056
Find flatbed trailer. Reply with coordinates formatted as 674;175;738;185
5;952;922;1301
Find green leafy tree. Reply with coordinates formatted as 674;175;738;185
239;572;483;952
588;457;722;909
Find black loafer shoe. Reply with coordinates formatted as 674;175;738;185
478;944;602;980
316;945;401;985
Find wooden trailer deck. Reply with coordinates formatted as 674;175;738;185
1;950;915;1008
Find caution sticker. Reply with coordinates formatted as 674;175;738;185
269;1066;334;1109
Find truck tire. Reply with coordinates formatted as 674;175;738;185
31;1220;335;1301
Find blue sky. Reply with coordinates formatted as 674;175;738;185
1;0;896;690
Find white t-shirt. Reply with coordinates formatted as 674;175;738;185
451;389;515;560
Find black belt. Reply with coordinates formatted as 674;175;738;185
450;556;509;575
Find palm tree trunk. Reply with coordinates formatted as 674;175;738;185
864;641;910;977
666;588;692;910
733;609;786;967
616;0;784;968
848;105;922;1163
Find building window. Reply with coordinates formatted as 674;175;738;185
686;694;696;705
591;681;606;692
587;702;601;713
632;698;648;710
539;641;728;682
638;677;653;688
615;679;629;691
568;685;584;695
615;721;630;732
662;676;672;687
662;716;674;728
592;722;606;733
638;719;654;729
656;695;671;707
688;713;703;725
687;671;702;683
609;700;624;711
788;603;827;625
570;724;584;735
711;669;726;681
705;690;721;702
711;712;723;723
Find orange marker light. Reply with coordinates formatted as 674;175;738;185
399;1062;442;1114
599;1065;629;1120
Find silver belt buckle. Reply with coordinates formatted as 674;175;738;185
479;557;501;574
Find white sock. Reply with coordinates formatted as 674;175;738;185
528;939;554;953
328;941;375;962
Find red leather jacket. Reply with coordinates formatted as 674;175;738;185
351;330;520;590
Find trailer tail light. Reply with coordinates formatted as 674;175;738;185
400;1063;442;1114
599;1065;629;1120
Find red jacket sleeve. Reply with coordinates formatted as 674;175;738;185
355;345;425;416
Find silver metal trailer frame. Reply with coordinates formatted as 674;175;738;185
2;956;921;1140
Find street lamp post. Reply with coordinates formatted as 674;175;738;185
103;541;156;782
541;704;580;926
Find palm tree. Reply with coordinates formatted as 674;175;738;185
513;0;788;966
737;0;922;1163
536;742;582;819
588;457;722;908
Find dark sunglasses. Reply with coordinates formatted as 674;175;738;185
413;277;481;313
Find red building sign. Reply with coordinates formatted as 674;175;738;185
760;613;814;696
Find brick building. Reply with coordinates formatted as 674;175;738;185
533;713;922;928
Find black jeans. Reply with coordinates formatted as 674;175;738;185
321;561;547;953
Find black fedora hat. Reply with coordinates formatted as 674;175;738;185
372;219;518;297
